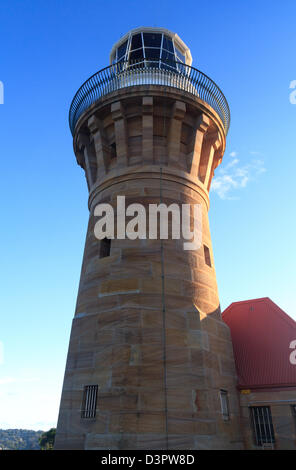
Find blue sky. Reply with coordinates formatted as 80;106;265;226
0;0;295;430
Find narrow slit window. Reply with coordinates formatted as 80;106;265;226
250;406;275;446
220;390;230;421
81;385;98;419
204;245;211;267
100;238;111;258
110;142;117;159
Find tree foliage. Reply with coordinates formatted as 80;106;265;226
0;429;43;450
38;428;56;450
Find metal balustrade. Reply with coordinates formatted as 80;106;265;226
69;60;230;135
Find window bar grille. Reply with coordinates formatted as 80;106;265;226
251;408;257;444
220;390;230;420
262;407;268;443
250;406;275;446
81;385;98;419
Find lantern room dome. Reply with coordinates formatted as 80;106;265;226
110;27;192;68
69;27;230;136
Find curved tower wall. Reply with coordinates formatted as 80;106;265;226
55;30;242;450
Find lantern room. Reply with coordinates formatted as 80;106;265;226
110;27;192;69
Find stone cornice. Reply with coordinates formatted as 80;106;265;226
88;164;210;212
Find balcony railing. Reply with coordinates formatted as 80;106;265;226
69;60;230;135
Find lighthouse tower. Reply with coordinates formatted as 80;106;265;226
55;27;242;450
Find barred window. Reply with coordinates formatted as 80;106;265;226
81;385;98;419
220;390;230;420
250;406;275;446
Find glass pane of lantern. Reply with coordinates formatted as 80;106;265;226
131;33;142;50
145;48;161;60
162;35;174;53
130;48;144;63
117;40;127;60
175;48;185;63
161;50;175;63
143;33;162;48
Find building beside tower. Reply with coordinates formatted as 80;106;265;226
223;298;296;449
55;27;296;450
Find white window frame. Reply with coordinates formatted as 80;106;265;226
220;389;230;421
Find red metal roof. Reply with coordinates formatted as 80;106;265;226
222;297;296;390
